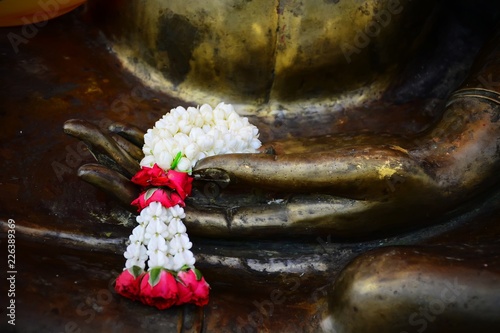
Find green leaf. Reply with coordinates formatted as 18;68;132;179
131;266;143;278
180;264;191;272
194;268;203;280
144;188;157;201
149;267;163;286
170;151;182;170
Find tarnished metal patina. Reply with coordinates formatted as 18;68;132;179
1;0;500;332
87;0;446;139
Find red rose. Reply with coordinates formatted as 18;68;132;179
176;269;210;306
131;164;168;187
131;188;185;211
191;276;210;306
139;270;179;310
176;278;193;305
131;164;193;201
166;169;193;199
115;269;144;301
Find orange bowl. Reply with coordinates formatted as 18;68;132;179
0;0;86;27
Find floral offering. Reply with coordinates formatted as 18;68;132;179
115;103;261;309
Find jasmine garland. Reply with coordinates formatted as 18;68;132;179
115;103;262;309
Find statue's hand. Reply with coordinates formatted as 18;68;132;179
63;88;500;239
189;135;441;238
63;119;145;210
189;32;500;238
63;118;426;238
62;93;500;239
189;84;500;238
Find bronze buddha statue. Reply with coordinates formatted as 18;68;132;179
1;0;500;332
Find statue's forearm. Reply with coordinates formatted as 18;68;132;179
411;29;500;198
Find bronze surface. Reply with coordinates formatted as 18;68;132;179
1;2;500;332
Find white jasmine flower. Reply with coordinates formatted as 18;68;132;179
167;218;187;235
146;234;169;268
176;157;191;172
133;200;196;271
140;102;261;171
169;205;186;219
173;250;196;270
123;223;149;270
169;234;192;253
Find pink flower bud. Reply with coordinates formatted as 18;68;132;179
176;269;210;306
114;269;144;301
139;270;179;310
130;164;193;198
131;188;185;212
131;164;168;187
166;169;193;199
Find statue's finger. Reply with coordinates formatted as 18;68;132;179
185;194;375;238
108;122;145;147
63;119;140;177
193;145;433;200
77;163;139;207
110;133;144;162
184;187;449;238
